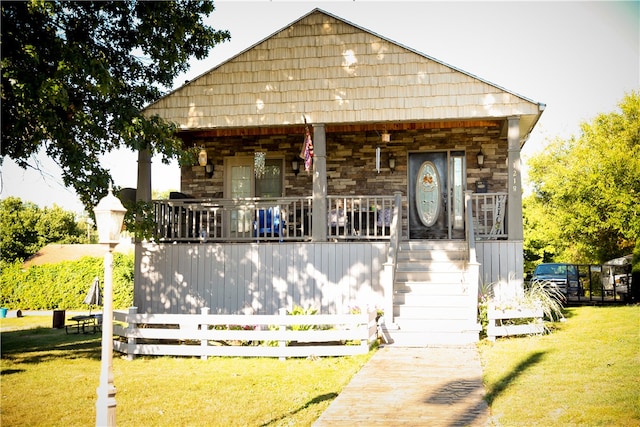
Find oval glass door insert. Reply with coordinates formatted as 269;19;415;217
416;161;441;227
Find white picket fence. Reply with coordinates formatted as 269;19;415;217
113;307;378;359
486;306;544;341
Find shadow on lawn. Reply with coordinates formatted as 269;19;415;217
484;351;546;405
0;326;101;365
260;392;338;426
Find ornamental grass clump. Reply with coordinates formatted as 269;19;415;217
478;279;565;337
523;279;565;322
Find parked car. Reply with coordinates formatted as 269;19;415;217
531;263;583;297
603;255;633;299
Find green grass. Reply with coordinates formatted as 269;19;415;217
478;305;640;426
3;307;639;426
1;315;373;426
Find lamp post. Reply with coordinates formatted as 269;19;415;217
94;184;126;427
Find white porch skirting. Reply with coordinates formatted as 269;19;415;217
134;241;388;315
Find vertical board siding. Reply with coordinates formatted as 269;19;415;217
135;242;388;315
476;241;524;298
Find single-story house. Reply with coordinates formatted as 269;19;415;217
134;8;544;345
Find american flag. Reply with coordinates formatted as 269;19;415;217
300;124;313;173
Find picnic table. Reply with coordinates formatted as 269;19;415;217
65;314;102;334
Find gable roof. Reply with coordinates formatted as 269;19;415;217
145;8;543;138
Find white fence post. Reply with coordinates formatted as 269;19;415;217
278;308;287;361
360;311;369;350
201;307;210;360
126;307;138;361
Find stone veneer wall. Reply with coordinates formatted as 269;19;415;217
179;125;507;199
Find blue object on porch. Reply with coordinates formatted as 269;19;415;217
254;207;284;240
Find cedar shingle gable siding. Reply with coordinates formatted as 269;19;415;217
144;9;540;130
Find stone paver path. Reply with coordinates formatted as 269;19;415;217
314;345;489;426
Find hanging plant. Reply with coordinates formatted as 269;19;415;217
254;151;266;178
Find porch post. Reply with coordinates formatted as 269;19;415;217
136;148;152;204
134;149;152;313
507;117;523;241
312;124;327;241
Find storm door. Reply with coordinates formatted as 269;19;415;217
224;157;284;237
408;151;466;239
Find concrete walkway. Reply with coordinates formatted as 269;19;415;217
313;345;490;427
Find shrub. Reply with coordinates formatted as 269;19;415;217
477;280;565;337
0;253;134;310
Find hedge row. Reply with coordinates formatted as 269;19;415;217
0;254;134;310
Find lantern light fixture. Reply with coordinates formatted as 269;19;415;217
205;162;214;178
381;131;391;143
388;154;396;173
93;184;126;427
291;158;300;176
198;148;208;167
477;150;485;167
94;184;127;245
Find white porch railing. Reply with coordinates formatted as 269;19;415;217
153;195;396;242
471;192;508;239
152;193;506;242
113;307;378;359
154;196;312;242
327;195;395;240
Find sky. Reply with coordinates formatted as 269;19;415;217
1;0;638;214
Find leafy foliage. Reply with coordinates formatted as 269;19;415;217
478;280;565;337
1;1;230;210
0;197;87;262
0;253;134;310
122;200;157;241
525;91;640;265
523;280;565;322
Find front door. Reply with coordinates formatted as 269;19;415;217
408;151;466;239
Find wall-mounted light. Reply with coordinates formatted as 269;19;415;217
381;131;391;143
198;148;208;167
291;158;300;176
388;154;396;173
477;150;485;167
205;162;214;178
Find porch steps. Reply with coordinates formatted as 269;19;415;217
384;241;480;346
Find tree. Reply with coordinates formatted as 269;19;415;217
525;91;640;265
0;197;86;262
1;1;229;211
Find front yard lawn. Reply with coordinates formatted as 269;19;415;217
0;315;372;426
2;305;638;426
479;305;640;426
